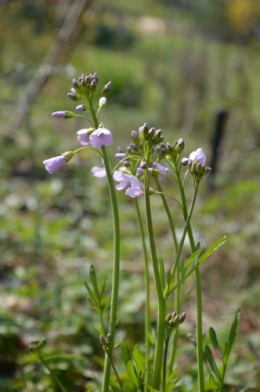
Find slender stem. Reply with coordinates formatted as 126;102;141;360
155;178;180;374
105;350;123;392
38;353;67;392
162;337;170;389
155;178;178;252
175;171;205;392
135;199;150;391
101;146;120;392
144;171;166;389
88;99;121;392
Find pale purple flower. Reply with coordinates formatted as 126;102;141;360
52;111;67;118
76;104;86;111
52;111;75;119
189;148;206;166
89;128;113;149
77;129;91;145
115;152;126;160
91;166;106;178
43;156;66;174
126;176;144;198
113;171;131;190
151;162;169;175
113;170;143;198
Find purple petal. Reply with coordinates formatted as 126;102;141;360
52;111;67;118
189;148;206;166
77;129;91;145
43;156;66;174
89;128;113;149
91;166;106;178
126;176;144;198
115;152;127;160
151;162;169;174
113;170;131;190
76;104;86;111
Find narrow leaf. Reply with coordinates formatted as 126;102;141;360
209;373;220;388
132;346;145;371
198;234;228;265
184;249;201;270
126;360;139;387
121;343;132;367
209;327;223;359
226;308;241;360
84;281;98;303
205;345;222;382
89;264;100;298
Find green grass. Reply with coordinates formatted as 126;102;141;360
0;2;260;391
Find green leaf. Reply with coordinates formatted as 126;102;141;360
225;308;241;361
121;343;132;366
198;234;228;265
132;346;145;371
84;281;98;303
184;249;201;270
205;345;222;382
209;327;223;359
209;373;220;388
126;359;139;387
89;264;100;298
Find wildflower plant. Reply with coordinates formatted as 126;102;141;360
42;72;240;391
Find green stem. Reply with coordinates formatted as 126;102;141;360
162;337;170;390
175;171;205;392
135;199;150;391
144;172;166;389
38;353;67;392
101;146;120;392
155;178;180;373
88;99;121;392
155;178;178;252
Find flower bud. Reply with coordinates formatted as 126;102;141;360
100;335;106;346
76;104;86;111
138;123;149;141
67;92;78;101
175;138;185;153
102;81;112;96
179;312;186;324
181;158;190;166
52;110;76;119
99;97;107;107
61;151;74;162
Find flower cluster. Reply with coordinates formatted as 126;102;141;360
182;148;211;184
43;72;211;197
43;73;113;174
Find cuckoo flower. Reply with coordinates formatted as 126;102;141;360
91;166;106;178
113;170;143;198
89;127;113;149
189;148;206;166
77;129;92;146
43;156;66;174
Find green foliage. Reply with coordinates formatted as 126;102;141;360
205;309;241;391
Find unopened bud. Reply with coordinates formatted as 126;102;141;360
175;138;185;153
76;104;86;111
179;312;186;324
139;123;149;141
62;151;74;162
181;158;190;166
100;335;106;346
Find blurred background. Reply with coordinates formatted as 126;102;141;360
0;0;259;390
